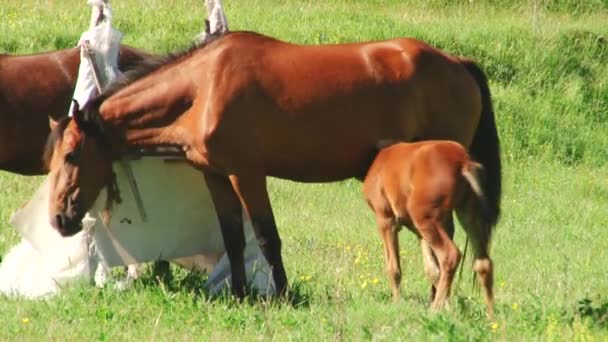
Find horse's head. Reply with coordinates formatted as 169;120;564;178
46;100;116;236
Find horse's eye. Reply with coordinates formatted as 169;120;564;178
65;150;79;164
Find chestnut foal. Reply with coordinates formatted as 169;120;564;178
363;141;494;315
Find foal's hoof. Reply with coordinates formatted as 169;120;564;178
486;307;495;320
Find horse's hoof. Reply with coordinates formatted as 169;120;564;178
430;300;448;312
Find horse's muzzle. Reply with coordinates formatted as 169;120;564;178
51;213;83;237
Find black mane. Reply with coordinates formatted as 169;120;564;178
42;32;232;165
98;31;229;101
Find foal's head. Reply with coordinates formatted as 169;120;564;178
46;100;116;236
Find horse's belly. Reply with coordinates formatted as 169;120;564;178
253;72;480;182
261;132;381;182
265;155;370;183
256;110;415;182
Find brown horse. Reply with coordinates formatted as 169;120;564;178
0;45;149;175
45;31;501;298
363;141;494;315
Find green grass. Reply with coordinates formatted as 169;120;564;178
1;0;608;340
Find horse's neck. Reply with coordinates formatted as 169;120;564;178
1;48;79;86
14;48;79;69
100;66;198;149
0;48;80;118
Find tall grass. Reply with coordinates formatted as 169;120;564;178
1;0;607;340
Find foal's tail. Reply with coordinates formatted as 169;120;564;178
461;161;484;202
455;160;488;288
462;161;495;227
461;59;502;228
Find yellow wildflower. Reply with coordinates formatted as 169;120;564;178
490;322;499;331
299;275;312;282
512;303;519;311
22;318;30;324
372;278;380;285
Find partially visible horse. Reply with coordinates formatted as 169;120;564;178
363;141;494;316
0;45;149;175
45;31;501;298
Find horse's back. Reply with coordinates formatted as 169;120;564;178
216;32;473;97
207;31;474;99
195;33;482;181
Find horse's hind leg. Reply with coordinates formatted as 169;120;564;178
456;205;494;317
376;215;402;301
227;171;288;297
204;171;248;298
411;207;461;311
420;239;439;300
422;214;455;302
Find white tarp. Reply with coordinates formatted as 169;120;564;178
1;159;274;298
0;0;274;299
196;0;229;43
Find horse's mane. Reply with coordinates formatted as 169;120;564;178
42;32;233;164
98;31;230;100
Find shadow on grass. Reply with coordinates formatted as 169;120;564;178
122;262;313;309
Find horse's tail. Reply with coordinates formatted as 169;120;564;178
459;160;492;290
461;59;502;227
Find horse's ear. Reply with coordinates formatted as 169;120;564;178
70;99;80;116
70;98;106;139
49;116;60;131
71;99;86;131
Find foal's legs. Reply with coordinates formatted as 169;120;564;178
228;171;288;296
420;239;439;300
422;215;455;302
410;204;461;311
204;171;247;298
456;205;494;317
376;215;402;301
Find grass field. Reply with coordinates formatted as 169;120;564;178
1;0;608;340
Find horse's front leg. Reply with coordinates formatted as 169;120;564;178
227;171;288;297
204;171;248;299
195;83;287;296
